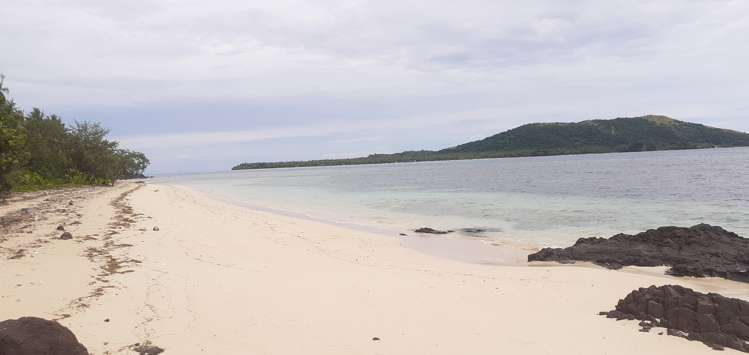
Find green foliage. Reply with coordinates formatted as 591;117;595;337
444;115;749;154
233;115;749;170
0;77;29;191
0;76;150;195
4;169;64;192
115;149;150;180
66;121;121;183
24;109;70;178
0;75;9;103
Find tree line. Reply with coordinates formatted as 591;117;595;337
0;75;149;194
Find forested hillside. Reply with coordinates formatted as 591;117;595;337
233;116;749;170
0;75;149;194
443;116;749;154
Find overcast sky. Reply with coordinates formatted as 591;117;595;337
2;0;748;174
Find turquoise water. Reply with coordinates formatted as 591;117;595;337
159;147;749;247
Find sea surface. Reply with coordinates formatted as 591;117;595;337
158;147;749;258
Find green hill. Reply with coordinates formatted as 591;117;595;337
442;115;749;155
232;115;749;170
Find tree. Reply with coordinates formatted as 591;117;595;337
0;77;149;193
24;109;70;178
0;74;9;104
0;77;28;193
115;149;150;178
66;121;120;183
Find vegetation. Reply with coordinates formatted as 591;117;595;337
0;75;149;194
233;115;749;170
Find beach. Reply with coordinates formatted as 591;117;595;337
1;181;747;354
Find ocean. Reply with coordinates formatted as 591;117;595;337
158;147;749;261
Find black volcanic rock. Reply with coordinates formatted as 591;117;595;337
602;285;749;352
0;317;89;355
413;227;452;235
528;224;749;283
130;341;164;355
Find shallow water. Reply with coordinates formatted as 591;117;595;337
158;147;749;250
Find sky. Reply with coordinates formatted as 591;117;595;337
1;0;748;174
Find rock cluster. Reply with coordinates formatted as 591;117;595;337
0;317;88;355
528;224;749;282
601;285;749;352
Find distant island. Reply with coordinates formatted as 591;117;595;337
232;115;749;170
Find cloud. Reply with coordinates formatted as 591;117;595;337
116;107;509;149
119;125;345;149
1;0;748;173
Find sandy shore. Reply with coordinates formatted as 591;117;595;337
1;181;747;354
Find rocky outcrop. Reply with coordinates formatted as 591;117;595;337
0;317;88;355
528;224;749;282
601;285;749;352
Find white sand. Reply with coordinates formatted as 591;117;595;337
1;182;747;354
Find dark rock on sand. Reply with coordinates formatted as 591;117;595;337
414;227;452;234
462;228;486;233
152;226;159;232
56;225;65;231
602;285;749;352
59;232;73;240
130;341;164;355
0;317;89;355
528;224;749;283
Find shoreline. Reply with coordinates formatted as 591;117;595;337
169;182;539;266
1;182;747;354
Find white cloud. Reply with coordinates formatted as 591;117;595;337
1;0;748;173
119;125;344;149
116;107;511;149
